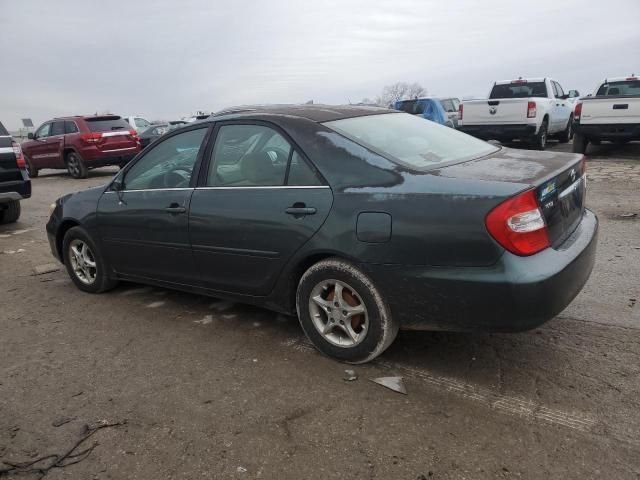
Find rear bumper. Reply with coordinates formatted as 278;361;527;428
83;151;138;168
363;209;598;332
459;124;537;140
574;122;640;141
0;178;31;203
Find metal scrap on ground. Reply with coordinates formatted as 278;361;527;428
370;376;407;395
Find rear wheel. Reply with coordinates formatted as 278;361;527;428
572;133;589;154
557;115;573;143
62;226;118;293
532;119;548;150
0;200;21;224
66;151;88;179
296;258;399;363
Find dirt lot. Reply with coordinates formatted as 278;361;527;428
1;142;639;479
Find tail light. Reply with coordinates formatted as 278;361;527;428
527;101;537;118
485;189;549;256
574;102;583;121
458;103;463;121
12;141;26;169
81;132;104;144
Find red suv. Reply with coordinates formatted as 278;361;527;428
22;115;141;178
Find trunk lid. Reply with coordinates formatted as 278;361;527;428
461;98;532;125
435;147;586;247
580;97;640;124
84;116;139;152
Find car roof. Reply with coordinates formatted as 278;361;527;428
210;104;395;123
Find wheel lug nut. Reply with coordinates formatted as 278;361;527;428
342;310;347;315
334;302;339;307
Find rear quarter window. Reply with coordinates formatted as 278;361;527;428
85;116;130;132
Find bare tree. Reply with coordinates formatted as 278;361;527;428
375;82;427;107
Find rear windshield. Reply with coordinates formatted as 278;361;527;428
596;80;640;96
490;82;547;99
85;116;130;132
0;122;8;136
325;112;499;170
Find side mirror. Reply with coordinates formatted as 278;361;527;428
111;178;124;191
27;133;34;140
568;90;580;98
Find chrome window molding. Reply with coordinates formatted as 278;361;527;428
104;187;194;194
195;185;330;190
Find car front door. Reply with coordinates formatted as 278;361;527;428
97;125;210;285
25;122;55;168
189;122;333;296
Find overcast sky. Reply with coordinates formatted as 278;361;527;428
1;0;638;130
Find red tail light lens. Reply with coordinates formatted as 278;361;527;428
458;103;463;121
527;101;537;118
574;102;583;121
81;132;104;144
485;189;550;256
12;142;26;169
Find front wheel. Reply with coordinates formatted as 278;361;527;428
296;258;399;363
66;151;88;179
62;226;118;293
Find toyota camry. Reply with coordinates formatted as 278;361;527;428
46;105;598;363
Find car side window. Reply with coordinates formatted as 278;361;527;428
51;122;65;136
123;127;207;191
208;124;291;187
441;99;455;112
135;118;151;129
287;151;323;186
554;82;565;98
65;121;79;134
35;123;51;139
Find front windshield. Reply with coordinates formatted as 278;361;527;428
324;112;499;170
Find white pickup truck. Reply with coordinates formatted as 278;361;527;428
573;75;640;153
459;78;577;150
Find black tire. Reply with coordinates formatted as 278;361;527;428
25;155;39;177
0;200;21;224
66;151;88;179
572;133;589;154
532;119;548;150
296;258;399;364
62;226;118;293
557;115;573;143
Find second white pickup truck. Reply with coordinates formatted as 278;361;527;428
459;78;577;150
573;75;640;153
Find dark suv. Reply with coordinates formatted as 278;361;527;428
22;115;141;178
0;121;31;224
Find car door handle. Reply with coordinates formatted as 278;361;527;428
165;204;186;214
285;206;316;216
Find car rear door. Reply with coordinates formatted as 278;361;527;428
189;121;333;296
97;125;210;285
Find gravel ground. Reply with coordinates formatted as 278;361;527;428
1;141;639;479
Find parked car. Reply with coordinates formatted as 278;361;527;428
573;75;640;153
46;105;597;363
139;122;185;149
0;121;31;224
393;97;455;127
22;115;141;178
123;115;153;133
459;78;576;149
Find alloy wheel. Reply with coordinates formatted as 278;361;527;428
308;279;369;347
68;239;97;285
67;154;80;176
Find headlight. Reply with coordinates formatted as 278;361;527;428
48;202;57;217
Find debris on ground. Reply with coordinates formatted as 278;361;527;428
236;466;247;473
618;212;638;219
32;264;60;276
370;376;407;395
51;416;76;428
343;369;358;382
0;419;126;478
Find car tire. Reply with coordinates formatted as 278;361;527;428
25;155;39;177
557;115;573;143
572;133;589;154
62;226;118;293
66;151;88;179
296;258;399;364
0;200;21;224
532;119;548;150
